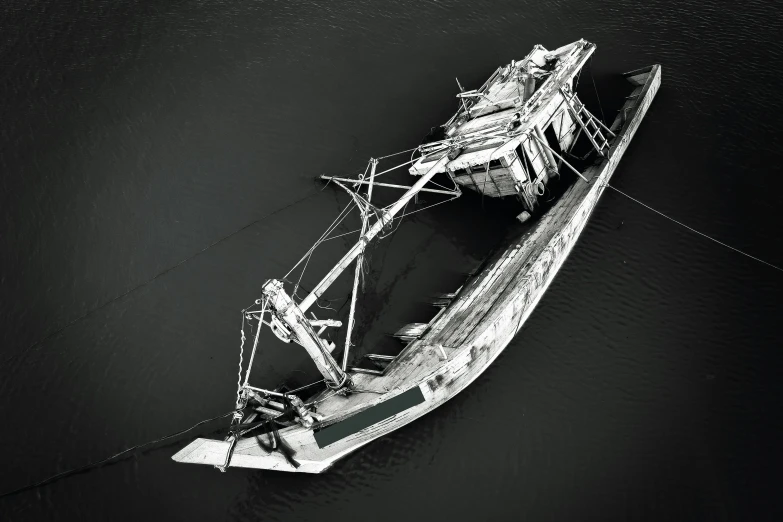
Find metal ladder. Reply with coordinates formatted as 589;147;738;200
559;87;616;157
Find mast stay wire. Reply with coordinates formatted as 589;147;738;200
588;56;606;124
326;191;462;244
376;145;422;160
283;199;357;282
291;200;358;299
284;161;374;286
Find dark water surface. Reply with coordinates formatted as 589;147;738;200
2;0;783;520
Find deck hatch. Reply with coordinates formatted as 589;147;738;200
313;386;425;448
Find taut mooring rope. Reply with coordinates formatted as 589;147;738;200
603;182;783;273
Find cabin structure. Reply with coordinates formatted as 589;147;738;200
409;39;613;215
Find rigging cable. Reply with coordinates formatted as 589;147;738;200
320;194;461;244
282;198;356;283
376;145;422;160
292;201;357;299
283;161;370;285
367;157;418;179
588;56;606;124
0;411;236;500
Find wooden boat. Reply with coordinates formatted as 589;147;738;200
172;39;661;473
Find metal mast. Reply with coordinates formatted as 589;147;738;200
260;153;451;388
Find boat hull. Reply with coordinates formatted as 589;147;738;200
173;64;661;473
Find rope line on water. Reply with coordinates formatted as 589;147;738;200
0;189;323;367
0;411;236;500
580;63;778;272
604;182;783;273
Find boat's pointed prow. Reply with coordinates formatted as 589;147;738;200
172;438;230;466
172;437;327;473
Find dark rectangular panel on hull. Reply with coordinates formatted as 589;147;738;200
313;386;426;448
